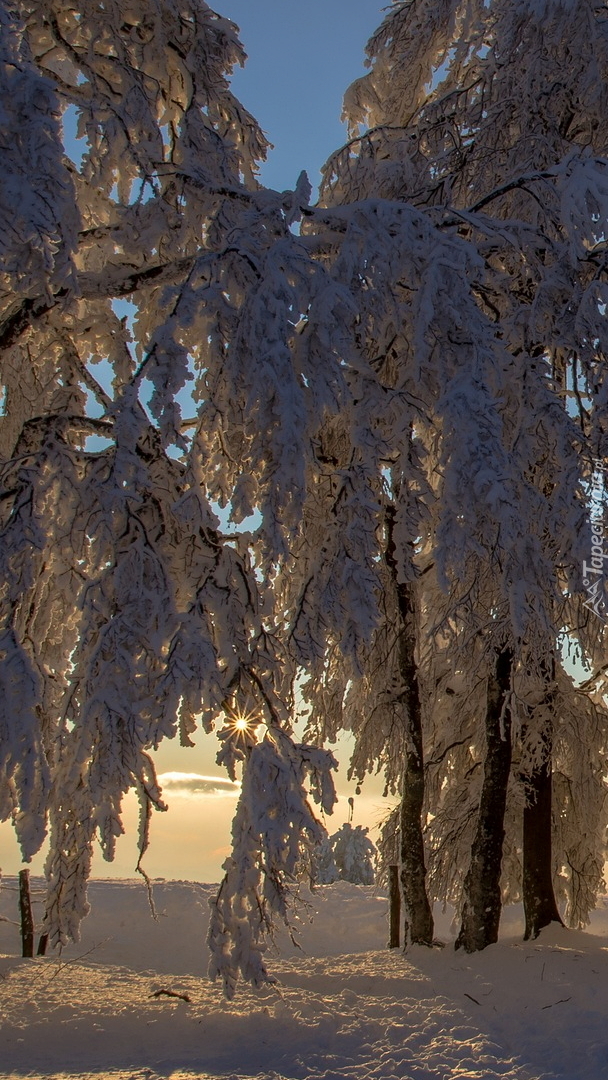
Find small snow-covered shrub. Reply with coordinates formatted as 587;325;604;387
314;823;376;885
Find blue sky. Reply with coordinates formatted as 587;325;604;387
220;0;385;194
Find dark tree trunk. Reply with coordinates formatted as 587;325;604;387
399;716;434;946
522;668;563;939
456;646;513;953
522;756;562;938
19;869;34;959
385;508;434;947
388;864;401;948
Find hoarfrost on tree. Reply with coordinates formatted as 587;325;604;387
4;0;608;990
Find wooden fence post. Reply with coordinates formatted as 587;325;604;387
18;869;34;958
389;864;400;949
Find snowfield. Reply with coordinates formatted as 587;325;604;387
1;878;608;1079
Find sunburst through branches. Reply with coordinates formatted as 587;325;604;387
224;706;261;744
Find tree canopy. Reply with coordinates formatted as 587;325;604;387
3;0;608;995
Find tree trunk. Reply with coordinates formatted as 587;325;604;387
385;508;434;947
388;864;401;948
456;646;513;953
399;707;434;947
19;869;34;959
522;671;563;940
522;757;562;938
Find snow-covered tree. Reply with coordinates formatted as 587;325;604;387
329;822;376;885
0;0;342;980
312;820;377;886
5;0;608;993
316;0;608;949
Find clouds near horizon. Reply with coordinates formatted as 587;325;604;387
158;772;241;797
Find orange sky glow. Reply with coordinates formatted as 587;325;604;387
0;732;394;882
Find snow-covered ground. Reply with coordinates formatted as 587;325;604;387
1;877;608;1079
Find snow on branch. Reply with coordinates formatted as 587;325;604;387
207;727;337;998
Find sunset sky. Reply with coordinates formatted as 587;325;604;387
0;730;394;882
0;1;392;883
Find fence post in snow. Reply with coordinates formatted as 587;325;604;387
19;869;34;958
